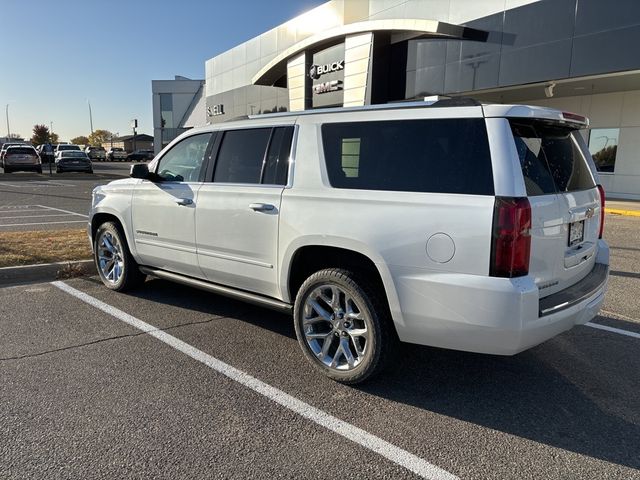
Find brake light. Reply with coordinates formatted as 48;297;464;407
597;184;605;239
490;197;531;278
562;111;588;126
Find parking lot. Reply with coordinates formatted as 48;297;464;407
1;170;639;479
0;162;130;230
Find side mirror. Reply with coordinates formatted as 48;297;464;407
130;163;149;179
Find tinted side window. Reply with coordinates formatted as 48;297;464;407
510;120;596;195
262;127;294;185
156;133;212;182
214;129;271;184
321;119;494;195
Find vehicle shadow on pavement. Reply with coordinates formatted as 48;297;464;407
84;276;297;340
85;276;640;470
362;321;640;471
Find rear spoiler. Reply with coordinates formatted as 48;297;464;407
482;105;589;128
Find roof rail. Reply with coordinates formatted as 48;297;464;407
243;96;484;121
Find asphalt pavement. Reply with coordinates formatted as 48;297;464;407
1;166;639;478
1;211;639;479
0;162;131;231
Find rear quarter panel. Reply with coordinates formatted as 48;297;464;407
279;114;495;326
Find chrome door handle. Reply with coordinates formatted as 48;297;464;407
249;203;275;212
175;198;193;206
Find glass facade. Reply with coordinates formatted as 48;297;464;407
588;128;620;173
404;0;640;98
160;93;173;129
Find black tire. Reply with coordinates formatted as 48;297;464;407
293;268;395;384
37;167;42;174
4;167;11;173
88;169;93;174
94;221;146;292
56;168;61;173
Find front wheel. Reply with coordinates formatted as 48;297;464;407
94;221;146;291
293;268;395;384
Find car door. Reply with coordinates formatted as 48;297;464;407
196;125;294;298
131;132;214;278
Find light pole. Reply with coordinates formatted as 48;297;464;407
5;104;10;138
87;100;94;134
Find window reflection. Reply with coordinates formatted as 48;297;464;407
588;128;619;173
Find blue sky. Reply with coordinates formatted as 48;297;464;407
0;0;324;142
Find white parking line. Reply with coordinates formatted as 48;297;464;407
51;280;458;480
0;220;87;227
0;205;47;211
0;181;75;188
37;205;88;218
586;322;640;339
0;213;81;219
0;209;49;215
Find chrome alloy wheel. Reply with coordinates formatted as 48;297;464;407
97;230;124;285
302;284;369;370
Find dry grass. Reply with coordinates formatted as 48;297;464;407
0;228;92;268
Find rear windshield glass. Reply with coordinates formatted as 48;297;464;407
7;147;35;155
58;145;80;151
62;151;87;158
321;118;494;195
510;120;595;196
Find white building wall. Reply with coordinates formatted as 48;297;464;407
527;90;640;199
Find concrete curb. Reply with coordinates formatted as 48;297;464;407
605;208;640;217
0;259;96;287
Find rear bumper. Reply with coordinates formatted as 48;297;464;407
58;164;92;172
4;163;41;170
390;246;609;355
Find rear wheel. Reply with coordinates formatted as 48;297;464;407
36;167;42;174
94;221;146;291
293;268;395;384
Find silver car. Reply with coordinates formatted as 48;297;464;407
3;145;42;173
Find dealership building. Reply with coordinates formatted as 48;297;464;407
154;0;640;198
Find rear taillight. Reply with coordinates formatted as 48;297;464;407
597;184;605;239
490;197;531;278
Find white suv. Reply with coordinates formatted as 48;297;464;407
88;99;609;384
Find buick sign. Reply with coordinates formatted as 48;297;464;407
309;60;345;80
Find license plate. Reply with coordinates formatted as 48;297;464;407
568;220;584;247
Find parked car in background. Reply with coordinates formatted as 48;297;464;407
86;146;107;161
3;145;42;173
126;149;155;162
36;144;55;164
106;147;127;162
0;142;27;164
55;150;93;173
55;144;82;155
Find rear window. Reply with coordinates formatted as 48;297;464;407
62;151;88;158
58;145;80;151
321;118;494;195
510;120;596;196
7;147;35;155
